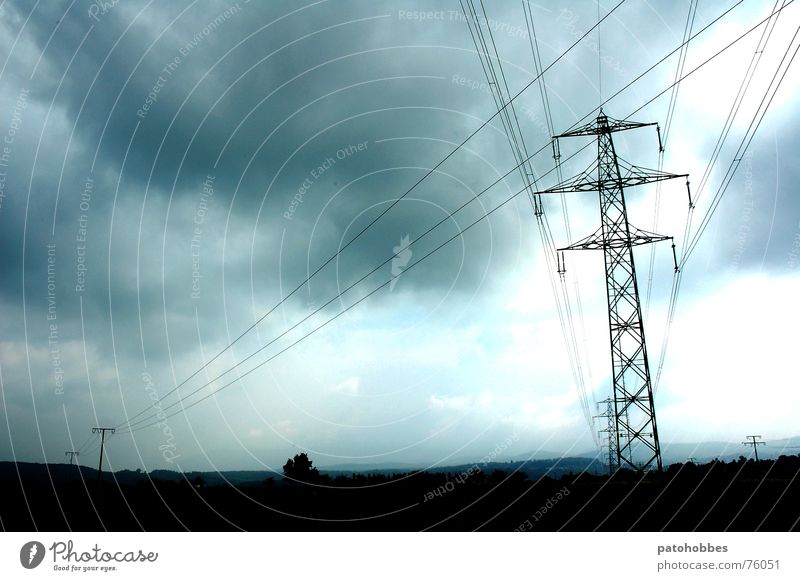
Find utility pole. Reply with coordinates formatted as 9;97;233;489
743;435;765;461
537;110;689;472
65;450;80;483
92;427;115;482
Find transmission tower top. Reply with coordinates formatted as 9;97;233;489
555;110;658;139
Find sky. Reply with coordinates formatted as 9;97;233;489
0;0;799;473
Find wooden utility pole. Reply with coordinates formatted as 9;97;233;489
743;435;765;462
92;427;115;481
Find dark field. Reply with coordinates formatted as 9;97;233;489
2;456;799;531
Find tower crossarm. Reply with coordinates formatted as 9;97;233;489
538;164;687;195
554;112;657;139
559;226;672;251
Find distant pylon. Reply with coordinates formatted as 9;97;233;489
538;111;689;472
595;398;618;474
64;451;79;465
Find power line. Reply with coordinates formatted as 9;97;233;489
116;0;769;435
523;1;797;473
663;0;699;146
120;130;615;434
524;0;596;406
597;0;603;101
478;0;595;431
535;3;595;415
658;9;799;394
680;21;799;266
117;133;609;433
653;2;793;393
503;3;766;390
462;0;594;429
73;431;96;454
644;0;698;319
116;136;571;432
117;2;631;433
117;180;539;435
114;0;627;432
516;0;773;444
624;2;791;124
693;0;786;208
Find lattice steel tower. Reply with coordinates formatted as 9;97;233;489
595;397;618;474
537;111;688;472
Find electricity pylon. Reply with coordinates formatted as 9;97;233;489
64;451;80;465
537;111;688;472
595;397;618;474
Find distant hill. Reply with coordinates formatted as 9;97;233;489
424;457;605;479
0;462;281;487
0;456;604;487
3;436;798;485
319;461;420;474
320;457;605;479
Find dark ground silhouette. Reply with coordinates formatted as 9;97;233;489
1;454;798;531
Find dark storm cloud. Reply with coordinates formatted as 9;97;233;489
0;0;540;311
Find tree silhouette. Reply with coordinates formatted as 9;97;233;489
283;453;320;484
